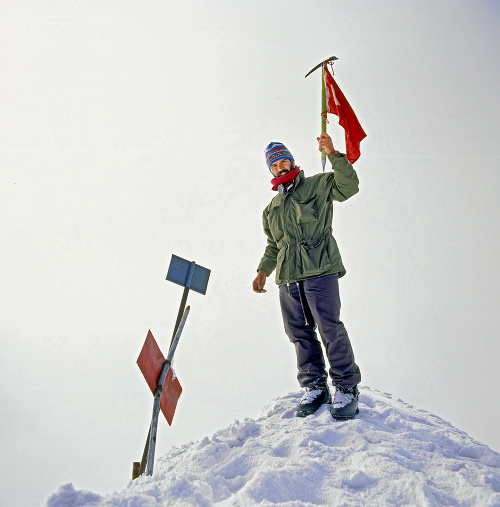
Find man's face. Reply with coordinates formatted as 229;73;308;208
270;158;292;178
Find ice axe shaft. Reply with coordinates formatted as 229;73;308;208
321;66;327;171
305;56;338;171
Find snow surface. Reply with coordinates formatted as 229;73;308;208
47;387;500;506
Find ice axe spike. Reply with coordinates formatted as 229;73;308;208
305;56;338;171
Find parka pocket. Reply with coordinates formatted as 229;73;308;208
299;238;329;277
294;195;317;224
268;205;283;241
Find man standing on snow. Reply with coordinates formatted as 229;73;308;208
253;134;361;419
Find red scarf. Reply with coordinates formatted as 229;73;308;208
270;167;300;191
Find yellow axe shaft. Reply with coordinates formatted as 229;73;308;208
321;65;327;171
305;56;337;172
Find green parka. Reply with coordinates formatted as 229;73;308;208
257;151;359;285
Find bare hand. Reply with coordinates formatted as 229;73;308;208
317;133;335;155
252;270;267;293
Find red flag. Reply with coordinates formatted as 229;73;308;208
137;330;183;426
323;65;366;163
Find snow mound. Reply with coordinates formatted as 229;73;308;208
47;387;500;506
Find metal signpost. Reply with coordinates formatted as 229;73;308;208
133;254;210;479
145;306;189;476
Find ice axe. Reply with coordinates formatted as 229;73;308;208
305;56;338;171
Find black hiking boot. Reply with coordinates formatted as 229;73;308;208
296;383;331;417
330;385;359;420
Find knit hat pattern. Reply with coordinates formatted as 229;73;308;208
264;142;294;171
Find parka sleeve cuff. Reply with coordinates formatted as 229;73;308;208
256;261;275;278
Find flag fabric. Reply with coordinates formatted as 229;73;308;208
323;65;366;163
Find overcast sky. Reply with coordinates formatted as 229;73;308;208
1;1;499;506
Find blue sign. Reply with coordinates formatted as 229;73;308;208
166;254;210;295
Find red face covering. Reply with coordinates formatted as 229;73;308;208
270;167;300;191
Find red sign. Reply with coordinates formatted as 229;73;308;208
137;330;182;426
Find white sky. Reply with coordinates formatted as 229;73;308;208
1;1;499;505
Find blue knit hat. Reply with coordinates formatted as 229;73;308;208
264;142;294;171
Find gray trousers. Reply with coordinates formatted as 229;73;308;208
279;273;361;388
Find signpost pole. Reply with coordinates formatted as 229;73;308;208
170;286;188;348
137;426;151;477
145;306;190;476
170;262;195;348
